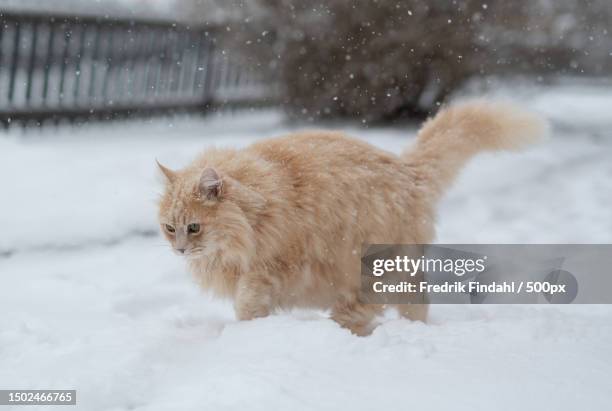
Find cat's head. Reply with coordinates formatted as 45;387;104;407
156;160;265;271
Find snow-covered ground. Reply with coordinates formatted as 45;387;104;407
1;81;612;410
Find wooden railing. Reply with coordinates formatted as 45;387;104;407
0;10;271;127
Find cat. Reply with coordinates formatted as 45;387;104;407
157;101;547;335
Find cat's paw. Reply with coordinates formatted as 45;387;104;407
234;301;271;321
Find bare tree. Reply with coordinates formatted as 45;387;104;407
224;0;492;121
212;0;610;121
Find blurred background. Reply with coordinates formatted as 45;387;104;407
1;0;611;126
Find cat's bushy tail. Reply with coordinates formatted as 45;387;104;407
402;100;549;199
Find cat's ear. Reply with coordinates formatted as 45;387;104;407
156;160;177;183
199;167;223;200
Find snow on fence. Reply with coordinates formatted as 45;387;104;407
0;10;273;128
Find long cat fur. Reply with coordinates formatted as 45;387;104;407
157;101;548;335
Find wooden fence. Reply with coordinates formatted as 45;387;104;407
0;10;272;127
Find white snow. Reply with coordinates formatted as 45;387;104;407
1;81;612;410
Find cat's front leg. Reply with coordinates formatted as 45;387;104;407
234;273;276;321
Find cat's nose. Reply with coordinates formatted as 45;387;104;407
176;248;186;254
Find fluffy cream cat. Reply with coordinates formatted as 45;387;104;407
157;101;547;335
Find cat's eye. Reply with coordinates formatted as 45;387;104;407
164;224;175;234
187;223;201;234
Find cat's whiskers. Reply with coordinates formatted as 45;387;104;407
186;247;206;259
